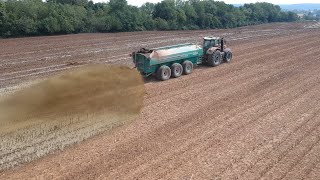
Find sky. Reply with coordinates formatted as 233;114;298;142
125;0;320;7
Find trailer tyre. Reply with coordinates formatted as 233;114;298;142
171;63;183;78
182;61;193;75
223;49;233;63
156;65;171;81
208;50;222;67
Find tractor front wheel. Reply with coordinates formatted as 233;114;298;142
223;50;233;63
156;65;171;81
171;63;183;78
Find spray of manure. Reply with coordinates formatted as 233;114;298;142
0;65;145;133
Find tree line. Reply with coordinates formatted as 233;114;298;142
0;0;299;37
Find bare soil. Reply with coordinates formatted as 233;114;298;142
1;22;320;179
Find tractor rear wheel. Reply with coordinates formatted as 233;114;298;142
182;61;193;75
208;50;222;67
223;50;233;63
171;63;183;78
156;65;171;81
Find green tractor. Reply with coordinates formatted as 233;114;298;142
131;37;233;81
202;37;233;67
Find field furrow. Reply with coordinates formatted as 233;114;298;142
0;22;320;179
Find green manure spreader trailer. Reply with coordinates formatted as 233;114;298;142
131;37;233;81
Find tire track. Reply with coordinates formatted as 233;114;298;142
0;29;308;88
143;35;320;107
156;77;320;180
1;23;320;179
258;123;320;180
106;38;320;179
72;45;320;179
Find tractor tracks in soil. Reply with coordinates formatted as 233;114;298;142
1;22;320;179
0;23;310;89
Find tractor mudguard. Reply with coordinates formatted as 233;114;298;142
223;48;232;53
206;47;220;55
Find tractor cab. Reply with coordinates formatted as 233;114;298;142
203;37;221;53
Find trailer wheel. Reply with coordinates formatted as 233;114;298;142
171;63;183;78
182;61;193;75
208;50;221;67
223;50;233;63
156;65;171;81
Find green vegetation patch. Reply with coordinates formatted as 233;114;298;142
0;0;299;38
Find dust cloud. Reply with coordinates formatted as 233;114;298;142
0;65;145;132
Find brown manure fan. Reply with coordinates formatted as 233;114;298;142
0;65;145;132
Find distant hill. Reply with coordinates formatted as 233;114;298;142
233;4;320;11
279;4;320;11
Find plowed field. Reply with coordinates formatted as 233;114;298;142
1;22;320;179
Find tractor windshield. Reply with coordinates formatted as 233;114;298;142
211;40;216;46
204;40;211;48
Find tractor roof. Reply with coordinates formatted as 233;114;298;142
204;37;220;40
